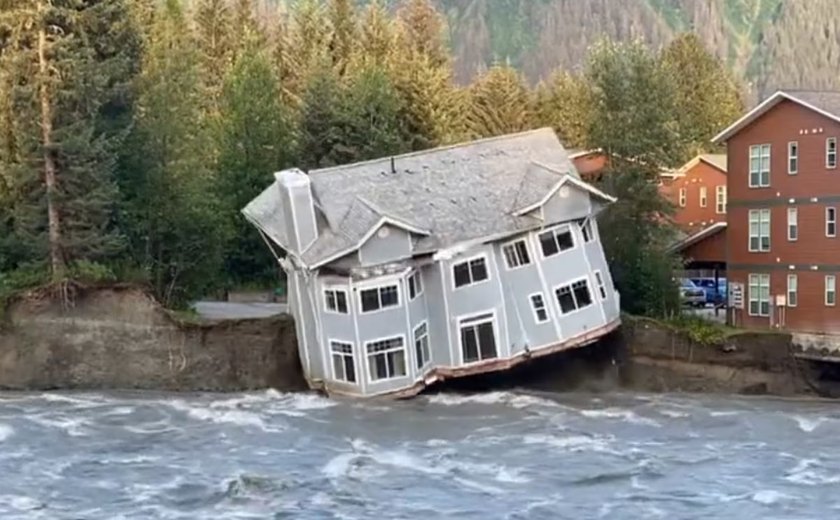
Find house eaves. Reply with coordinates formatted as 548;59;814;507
308;216;427;270
667;222;726;254
513;162;617;217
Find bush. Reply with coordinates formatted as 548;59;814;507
666;314;728;345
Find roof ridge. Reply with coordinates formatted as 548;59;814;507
309;127;558;176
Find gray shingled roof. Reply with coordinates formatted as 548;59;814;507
700;154;727;172
786;90;840;116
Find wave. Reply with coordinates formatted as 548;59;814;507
166;400;278;432
791;415;826;433
523;433;617;454
0;424;13;442
426;391;561;410
579;408;661;427
784;458;840;486
0;495;45;512
751;490;792;505
26;414;89;437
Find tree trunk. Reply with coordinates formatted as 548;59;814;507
38;0;64;278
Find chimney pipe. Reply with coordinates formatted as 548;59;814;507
390;157;396;174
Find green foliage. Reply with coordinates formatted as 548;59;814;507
666;314;729;345
467;64;532;139
533;70;593;149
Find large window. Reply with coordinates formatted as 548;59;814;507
580;219;595;243
453;256;489;288
324;288;348;314
787;275;798;308
827;207;837;238
502;239;531;269
408;271;423;300
788;141;798;174
827;276;837;306
459;313;497;363
716;185;727;214
538;226;575;258
330;341;356;383
748;209;771;252
699;186;707;208
366;337;407;381
787;207;798;241
529;293;549;323
748;274;770;317
749;144;771;187
828;138;837;169
413;322;431;369
360;284;399;313
555;279;594;315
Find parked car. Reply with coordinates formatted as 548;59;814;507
678;278;706;307
691;277;728;307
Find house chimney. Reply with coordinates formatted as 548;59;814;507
275;169;318;253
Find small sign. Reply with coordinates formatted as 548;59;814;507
776;294;787;307
729;282;744;309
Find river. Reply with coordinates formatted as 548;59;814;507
0;389;837;519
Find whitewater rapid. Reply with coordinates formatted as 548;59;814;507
1;389;839;519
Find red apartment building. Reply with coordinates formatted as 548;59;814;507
713;90;840;333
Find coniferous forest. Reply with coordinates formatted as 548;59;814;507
0;0;745;317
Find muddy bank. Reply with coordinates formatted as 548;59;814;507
0;286;306;392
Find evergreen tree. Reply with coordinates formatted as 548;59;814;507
356;0;394;69
340;65;407;162
272;5;302;106
534;71;593;149
661;32;744;162
194;0;233;109
396;0;449;68
467;64;532;138
290;0;329;77
232;0;264;55
298;64;347;169
327;0;356;76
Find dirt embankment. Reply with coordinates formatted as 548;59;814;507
0;286;306;392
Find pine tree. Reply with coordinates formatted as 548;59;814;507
327;0;356;76
395;0;449;68
341;65;408;162
271;5;302;106
356;0;394;69
298;64;347;169
534;71;593;149
194;0;233;108
232;0;264;55
290;0;329;78
467;64;532;138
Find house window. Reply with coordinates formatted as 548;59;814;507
787;274;798;308
827;207;837;237
716;185;727;214
827;276;837;306
748;209;771;252
330;341;356;383
360;284;399;313
580;219;595;243
679;188;686;207
555;279;594;315
828;138;837;169
502;239;531;269
749;144;771;187
538;226;575;258
788;142;798;174
365;336;407;381
594;271;607;300
408;271;423;300
748;273;770;316
324;289;348;314
529;293;549;323
459;313;497;364
413;322;431;369
699;186;707;208
787;207;798;241
453;256;489;288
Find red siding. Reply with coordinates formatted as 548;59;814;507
682;228;726;264
663;161;727;232
573;152;608;181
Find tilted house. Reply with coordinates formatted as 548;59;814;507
243;128;622;397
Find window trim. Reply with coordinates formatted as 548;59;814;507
328;339;357;384
699;186;707;208
528;292;550;324
787;207;798;242
748;273;770;317
364;334;408;384
451;253;491;290
827;275;837;307
749;143;771;188
358;283;401;315
323;287;349;315
788;141;798;175
594;270;608;301
678;187;686;207
827;207;837;238
413;321;431;370
787;274;797;308
536;224;576;259
501;238;532;270
553;276;595;317
580;219;596;243
748;209;771;252
715;185;727;214
407;270;423;300
828;137;837;169
456;310;499;366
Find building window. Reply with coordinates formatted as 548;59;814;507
679;188;686;207
365;336;407;381
748;274;770;317
555;279;594;315
324;289;348;314
787;207;798;241
330;341;356;383
827;207;837;238
827;276;837;306
580;219;595;243
749;144;771;187
413;322;430;369
360;284;399;313
828;138;837;169
594;271;607;300
538;226;575;258
459;313;497;364
748;209;771;252
788;141;798;174
529;293;549;323
408;271;423;300
699;186;707;208
787;275;797;308
716;185;727;214
453;256;489;288
502;239;531;269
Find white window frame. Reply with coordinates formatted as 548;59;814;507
679;187;686;207
715;185;726;214
553;276;595;316
364;335;408;383
457;311;498;365
787;207;798;242
580;219;596;243
594;271;608;300
407;270;423;300
828;137;837;169
413;321;431;370
827;275;837;307
501;238;531;270
537;225;576;259
748;209;771;252
748;273;770;317
699;186;707;208
528;293;549;324
451;254;491;290
324;287;349;315
787;274;798;308
788;141;798;175
827;207;837;238
358;283;400;314
329;340;357;384
749;144;771;188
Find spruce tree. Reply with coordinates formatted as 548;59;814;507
341;65;407;162
327;0;356;76
272;6;302;106
534;71;593;149
396;0;449;68
291;0;329;78
356;0;394;69
194;0;233;109
298;64;347;169
467;64;532;138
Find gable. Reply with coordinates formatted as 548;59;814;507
541;183;594;225
358;224;413;267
